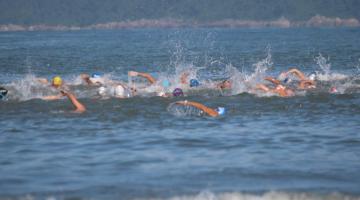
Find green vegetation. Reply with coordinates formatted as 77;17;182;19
0;0;359;26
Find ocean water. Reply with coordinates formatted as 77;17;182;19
0;28;360;200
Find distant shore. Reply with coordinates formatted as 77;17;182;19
0;15;359;32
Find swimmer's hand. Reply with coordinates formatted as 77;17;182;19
128;71;138;77
60;90;67;96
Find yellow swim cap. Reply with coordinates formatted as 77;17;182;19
52;76;62;87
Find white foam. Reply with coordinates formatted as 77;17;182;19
143;191;360;200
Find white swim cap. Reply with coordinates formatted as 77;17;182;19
114;85;125;97
278;72;287;81
309;72;317;81
98;86;107;96
216;107;226;116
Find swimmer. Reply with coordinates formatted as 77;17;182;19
0;87;8;100
280;68;316;89
80;73;105;86
180;72;190;85
329;86;338;94
60;90;86;113
175;100;225;117
256;77;295;97
97;83;131;98
42;76;70;100
128;71;156;85
172;88;184;97
217;79;232;90
190;79;200;87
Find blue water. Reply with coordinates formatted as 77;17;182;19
0;28;360;200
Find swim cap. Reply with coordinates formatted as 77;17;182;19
283;77;292;84
278;73;287;81
190;79;200;87
172;88;184;97
162;80;170;88
90;73;105;85
216;107;226;116
330;86;338;93
309;72;317;81
52;76;62;87
0;87;8;99
114;85;125;97
98;86;107;96
91;73;101;78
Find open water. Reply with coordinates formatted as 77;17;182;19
0;28;360;200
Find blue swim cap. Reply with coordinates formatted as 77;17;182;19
283;77;291;84
216;107;225;116
0;87;8;100
172;88;184;97
162;80;170;88
91;73;101;78
190;79;200;87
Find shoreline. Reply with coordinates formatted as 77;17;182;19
0;15;359;32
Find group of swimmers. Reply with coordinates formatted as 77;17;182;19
1;67;332;117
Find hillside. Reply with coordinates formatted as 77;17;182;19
0;0;359;26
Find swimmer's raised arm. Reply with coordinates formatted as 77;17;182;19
42;94;64;100
180;72;189;84
299;80;316;89
265;77;281;85
286;68;306;80
61;90;86;113
128;71;156;84
176;100;219;117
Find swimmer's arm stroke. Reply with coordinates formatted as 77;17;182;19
176;101;219;117
128;71;156;84
286;68;306;80
61;90;86;113
265;77;281;85
42;94;63;100
180;72;189;84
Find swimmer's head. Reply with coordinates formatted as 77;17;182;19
172;88;184;97
162;80;170;88
98;86;107;96
52;76;62;87
91;73;101;78
309;72;317;81
0;87;8;99
114;85;125;97
219;80;231;89
278;72;287;81
283;77;292;84
215;107;226;116
330;86;338;93
190;79;200;87
90;73;105;85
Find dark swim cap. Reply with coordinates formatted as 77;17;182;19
172;88;184;97
190;79;200;87
0;87;8;99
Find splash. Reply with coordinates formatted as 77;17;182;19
229;49;273;96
